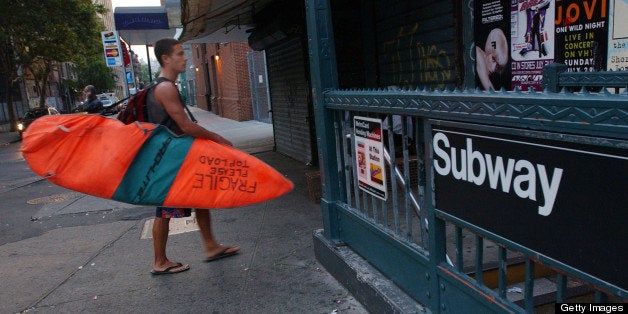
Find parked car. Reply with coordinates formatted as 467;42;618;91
98;93;118;103
101;98;118;115
71;105;86;113
17;107;60;134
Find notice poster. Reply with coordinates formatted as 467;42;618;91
511;0;555;91
608;0;628;71
101;31;122;67
554;0;609;72
475;0;512;90
354;116;387;200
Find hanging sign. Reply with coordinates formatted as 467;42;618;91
101;31;123;67
354;116;387;200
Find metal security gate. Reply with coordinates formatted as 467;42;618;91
0;77;27;128
266;36;315;164
247;51;272;123
330;0;461;89
307;0;627;312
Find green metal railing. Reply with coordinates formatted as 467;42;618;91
306;0;627;312
321;91;627;312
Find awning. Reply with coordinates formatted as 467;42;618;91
184;25;254;44
178;0;274;43
114;6;179;45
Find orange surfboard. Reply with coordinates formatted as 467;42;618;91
21;114;293;208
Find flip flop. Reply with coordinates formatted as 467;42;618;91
151;263;190;275
205;246;240;262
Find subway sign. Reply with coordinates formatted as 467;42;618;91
432;125;627;289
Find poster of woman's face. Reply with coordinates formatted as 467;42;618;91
474;0;511;91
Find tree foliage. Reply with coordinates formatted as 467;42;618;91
0;0;109;125
75;56;116;94
0;0;28;128
137;63;152;86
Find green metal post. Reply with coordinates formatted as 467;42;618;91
542;62;568;92
424;120;444;311
305;0;341;241
463;0;476;89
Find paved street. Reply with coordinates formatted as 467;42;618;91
0;111;367;313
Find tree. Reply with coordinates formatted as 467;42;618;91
0;0;28;130
0;0;107;129
22;0;107;107
75;56;116;95
137;63;152;87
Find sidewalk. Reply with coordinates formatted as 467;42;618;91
187;107;275;154
0;108;273;150
0;110;367;313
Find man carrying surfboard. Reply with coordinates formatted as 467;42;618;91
149;38;240;275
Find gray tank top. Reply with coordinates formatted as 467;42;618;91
146;77;184;135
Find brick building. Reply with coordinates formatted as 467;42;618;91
191;42;253;121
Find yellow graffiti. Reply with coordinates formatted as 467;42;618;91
416;43;452;87
381;23;452;88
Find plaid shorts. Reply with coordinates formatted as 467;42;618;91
155;207;192;219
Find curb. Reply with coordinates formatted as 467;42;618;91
0;132;21;145
313;229;429;314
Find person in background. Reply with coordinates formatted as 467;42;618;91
82;85;103;114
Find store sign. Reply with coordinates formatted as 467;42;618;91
432;125;627;289
114;11;169;30
101;31;122;67
354;116;387;200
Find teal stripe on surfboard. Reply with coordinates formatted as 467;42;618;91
112;127;194;205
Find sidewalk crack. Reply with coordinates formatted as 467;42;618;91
242;204;268;290
22;221;141;312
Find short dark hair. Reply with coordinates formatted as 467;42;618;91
154;38;180;67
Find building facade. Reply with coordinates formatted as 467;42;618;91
191;42;254;121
